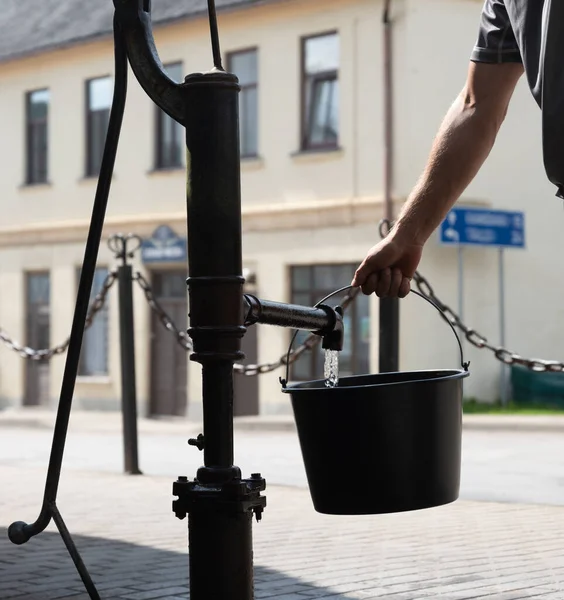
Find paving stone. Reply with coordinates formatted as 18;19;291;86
2;465;564;599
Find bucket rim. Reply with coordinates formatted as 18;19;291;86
281;368;469;393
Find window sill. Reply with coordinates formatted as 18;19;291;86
79;173;116;183
291;146;344;163
76;375;112;385
19;181;53;190
241;155;264;171
147;166;185;176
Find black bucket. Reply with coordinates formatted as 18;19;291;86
282;290;470;516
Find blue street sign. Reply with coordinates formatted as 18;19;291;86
439;207;525;248
141;225;187;263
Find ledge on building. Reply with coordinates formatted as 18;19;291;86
241;155;264;171
79;173;116;184
76;375;112;385
18;181;53;190
290;146;344;164
146;165;185;176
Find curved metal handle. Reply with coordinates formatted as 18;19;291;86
280;285;469;388
113;0;186;125
410;290;469;372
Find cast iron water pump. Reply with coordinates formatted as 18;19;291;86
119;3;346;598
8;2;345;599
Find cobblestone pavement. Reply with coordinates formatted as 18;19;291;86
2;465;564;599
2;427;564;506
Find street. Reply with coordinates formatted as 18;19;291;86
3;421;564;599
1;425;564;506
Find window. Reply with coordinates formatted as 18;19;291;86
86;76;113;177
155;62;184;169
25;89;49;184
78;267;109;376
290;264;370;381
301;33;339;150
228;49;258;157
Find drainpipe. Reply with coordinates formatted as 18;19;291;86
383;0;394;225
378;0;400;373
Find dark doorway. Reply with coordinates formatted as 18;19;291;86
234;324;259;416
149;270;188;416
24;272;50;406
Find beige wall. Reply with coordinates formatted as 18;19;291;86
0;0;562;415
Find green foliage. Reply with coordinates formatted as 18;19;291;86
463;398;564;414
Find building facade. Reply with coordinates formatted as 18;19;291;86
1;0;563;419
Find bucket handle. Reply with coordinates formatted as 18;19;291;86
280;286;469;388
410;289;470;372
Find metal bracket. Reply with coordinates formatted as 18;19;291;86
173;475;267;523
188;434;205;451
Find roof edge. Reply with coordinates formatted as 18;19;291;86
0;0;289;68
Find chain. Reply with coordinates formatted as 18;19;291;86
378;219;564;373
132;271;193;351
135;269;360;376
411;270;564;372
0;270;117;361
8;216;557;374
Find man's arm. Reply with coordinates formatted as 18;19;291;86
352;60;524;298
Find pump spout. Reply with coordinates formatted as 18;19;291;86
243;295;344;351
321;306;344;351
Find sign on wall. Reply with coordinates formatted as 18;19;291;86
141;225;187;264
439;207;525;249
438;206;526;407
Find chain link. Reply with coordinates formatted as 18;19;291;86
0;270;117;361
132;271;193;351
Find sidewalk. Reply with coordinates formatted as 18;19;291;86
2;407;564;434
233;413;564;433
1;464;564;599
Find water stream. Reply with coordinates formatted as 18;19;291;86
324;349;339;388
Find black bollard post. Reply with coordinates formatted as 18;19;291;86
379;2;400;374
110;233;142;476
379;297;399;372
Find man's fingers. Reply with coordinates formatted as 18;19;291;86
351;242;396;287
361;272;379;296
388;268;403;297
376;268;392;297
357;268;411;298
352;258;375;287
398;277;411;298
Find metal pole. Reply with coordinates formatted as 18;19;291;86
499;248;508;406
379;0;399;373
117;260;142;475
8;17;128;552
379;298;400;372
171;69;266;600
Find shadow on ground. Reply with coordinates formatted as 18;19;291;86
0;527;358;600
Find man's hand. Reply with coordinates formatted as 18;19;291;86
352;233;423;297
352;61;524;298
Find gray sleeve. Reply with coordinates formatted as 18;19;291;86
471;0;522;64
